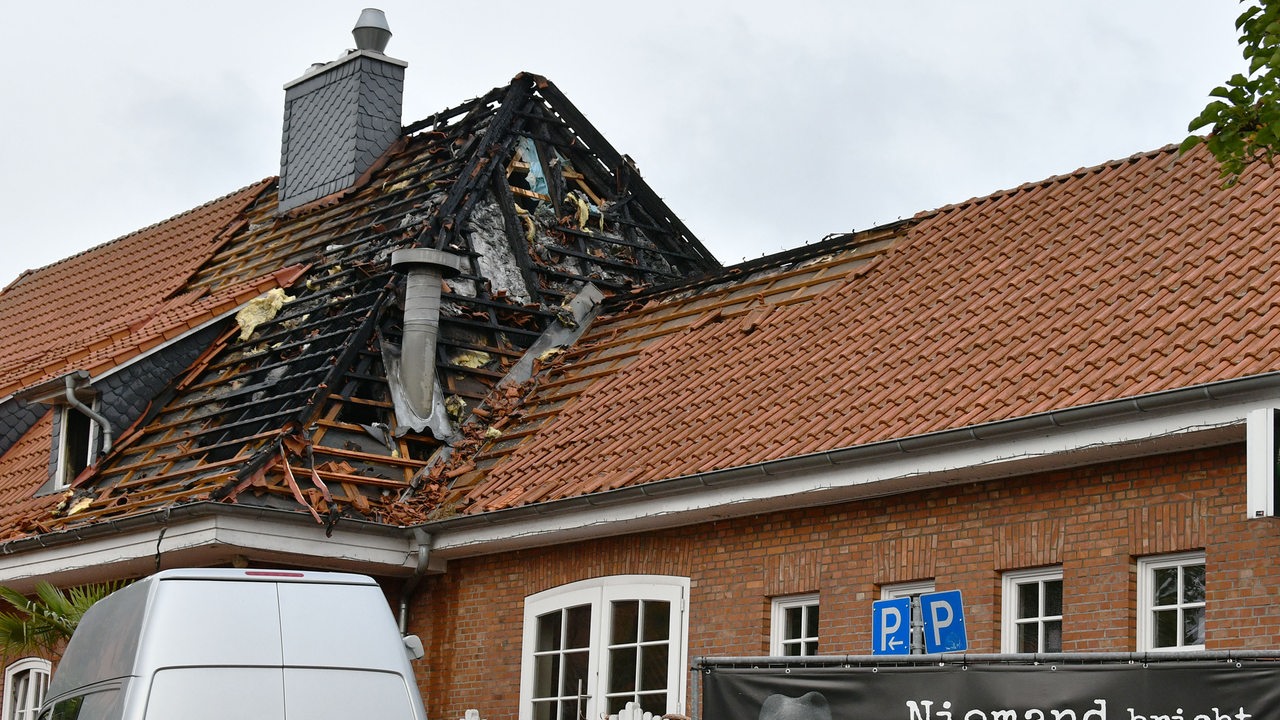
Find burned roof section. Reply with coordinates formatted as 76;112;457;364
427;144;1280;514
6;73;718;539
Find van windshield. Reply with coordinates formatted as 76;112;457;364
47;583;148;696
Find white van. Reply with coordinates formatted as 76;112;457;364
37;568;428;720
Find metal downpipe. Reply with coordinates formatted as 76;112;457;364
65;374;113;455
399;529;434;634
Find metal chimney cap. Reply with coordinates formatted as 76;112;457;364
391;248;466;277
353;8;392;53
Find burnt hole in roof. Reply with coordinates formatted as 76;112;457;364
332;395;383;428
31;74;720;534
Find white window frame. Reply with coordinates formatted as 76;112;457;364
3;658;50;720
519;575;689;720
770;593;819;657
881;580;934;654
1001;567;1063;653
55;403;100;489
1137;551;1206;652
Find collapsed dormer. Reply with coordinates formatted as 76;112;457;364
0;10;720;543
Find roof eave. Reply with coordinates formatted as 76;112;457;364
0;501;423;592
5;372;1275;582
418;372;1280;557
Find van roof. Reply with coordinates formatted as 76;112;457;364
150;568;378;585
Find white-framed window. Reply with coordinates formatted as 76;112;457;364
770;594;819;656
520;575;688;720
881;580;934;654
1137;551;1206;651
1001;567;1063;653
3;658;50;720
55;404;100;489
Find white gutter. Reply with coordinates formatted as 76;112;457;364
0;307;244;411
3;374;1279;581
419;372;1280;558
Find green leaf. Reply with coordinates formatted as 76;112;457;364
1188;101;1228;132
1178;135;1205;155
0;581;127;655
1238;5;1262;30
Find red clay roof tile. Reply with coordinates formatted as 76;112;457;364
0;181;272;398
450;145;1280;512
0;413;64;530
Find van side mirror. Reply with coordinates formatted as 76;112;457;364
403;634;425;660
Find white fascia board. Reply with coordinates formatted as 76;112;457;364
158;512;415;566
428;391;1269;558
0;510;416;590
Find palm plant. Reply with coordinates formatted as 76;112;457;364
0;581;126;656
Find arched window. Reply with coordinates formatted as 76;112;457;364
3;658;50;720
519;575;689;720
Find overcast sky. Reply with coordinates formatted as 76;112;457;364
0;1;1246;287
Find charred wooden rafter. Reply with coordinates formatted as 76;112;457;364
39;73;721;535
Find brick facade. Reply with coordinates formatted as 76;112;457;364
408;442;1280;719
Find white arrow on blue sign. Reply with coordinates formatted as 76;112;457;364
871;597;912;655
920;590;968;653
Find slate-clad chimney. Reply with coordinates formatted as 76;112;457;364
278;9;406;213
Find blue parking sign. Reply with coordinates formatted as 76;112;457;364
920;590;967;653
872;597;912;655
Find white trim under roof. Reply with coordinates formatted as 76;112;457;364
3;374;1280;580
0;505;424;592
0;307;242;416
421;375;1280;558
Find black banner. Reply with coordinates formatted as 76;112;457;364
702;662;1280;720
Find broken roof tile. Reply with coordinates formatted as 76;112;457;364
4;74;718;538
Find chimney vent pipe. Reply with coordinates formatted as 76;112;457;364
353;8;392;53
391;249;466;419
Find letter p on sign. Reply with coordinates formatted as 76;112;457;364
919;590;967;653
871;597;912;655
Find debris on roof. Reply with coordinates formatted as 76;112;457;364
0;73;719;541
7;68;1280;546
440;146;1280;513
235;288;296;341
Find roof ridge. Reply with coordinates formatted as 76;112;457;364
1;177;274;293
917;144;1181;221
605;221;911;310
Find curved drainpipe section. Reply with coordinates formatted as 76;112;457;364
391;248;466;419
399;529;434;634
65;374;113;455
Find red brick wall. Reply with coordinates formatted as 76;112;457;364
408;443;1280;719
